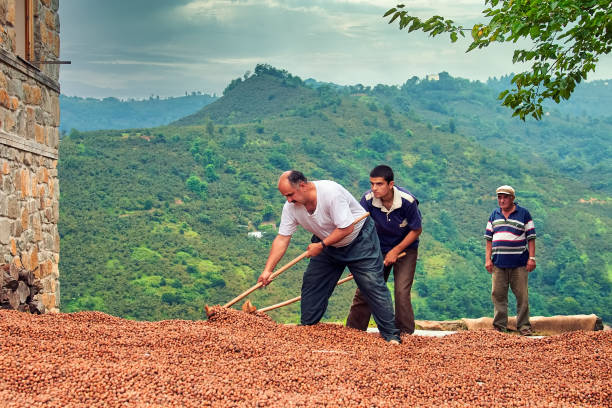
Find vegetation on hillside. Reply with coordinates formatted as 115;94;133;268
60;93;217;133
58;64;611;324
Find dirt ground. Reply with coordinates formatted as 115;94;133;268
1;307;610;407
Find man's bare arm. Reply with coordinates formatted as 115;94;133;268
258;234;292;286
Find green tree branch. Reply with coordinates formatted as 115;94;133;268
384;1;612;120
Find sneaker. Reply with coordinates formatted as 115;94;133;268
519;328;533;336
388;339;400;345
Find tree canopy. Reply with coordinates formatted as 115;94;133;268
384;1;612;120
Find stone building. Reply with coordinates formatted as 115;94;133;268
0;0;61;313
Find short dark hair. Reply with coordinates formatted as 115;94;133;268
370;165;394;183
287;170;307;186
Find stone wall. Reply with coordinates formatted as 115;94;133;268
0;0;60;313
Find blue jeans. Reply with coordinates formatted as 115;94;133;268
300;218;400;342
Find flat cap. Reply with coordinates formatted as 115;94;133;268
496;185;515;196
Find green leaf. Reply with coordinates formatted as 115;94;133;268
383;8;397;18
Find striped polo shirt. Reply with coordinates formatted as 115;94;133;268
484;204;536;268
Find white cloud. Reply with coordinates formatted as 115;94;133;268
59;0;612;98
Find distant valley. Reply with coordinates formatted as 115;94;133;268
57;65;611;324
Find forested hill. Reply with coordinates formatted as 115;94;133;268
58;64;611;325
173;66;312;126
59;93;217;133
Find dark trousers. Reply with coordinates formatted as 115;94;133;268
300;218;400;342
346;248;417;334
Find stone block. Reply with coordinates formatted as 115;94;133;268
26;106;34;125
28;198;37;213
0;217;9;244
45;10;55;29
8;78;23;99
43;231;53;249
52;202;58;222
31;174;38;197
51;127;59;149
8;28;15;53
41;292;57;310
42;274;57;292
23;84;42;105
4;111;15;131
12;215;21;236
11;256;22;269
35;105;43;122
5;175;15;196
53;235;59;253
20;248;29;270
40;26;49;47
16;109;26;135
0;88;9;108
0;190;6;216
53;180;59;199
34;260;44;279
20;169;30;198
30;247;38;271
53;33;59;58
6;0;14;25
6;195;17;219
34;124;44;144
38;186;45;206
20;206;28;230
51;99;59;125
32;213;41;242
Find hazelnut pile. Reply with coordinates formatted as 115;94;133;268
0;307;609;407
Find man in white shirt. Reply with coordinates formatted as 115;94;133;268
258;170;401;343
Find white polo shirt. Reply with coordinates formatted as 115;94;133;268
278;180;366;247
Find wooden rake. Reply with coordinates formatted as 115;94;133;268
205;212;370;317
254;251;407;314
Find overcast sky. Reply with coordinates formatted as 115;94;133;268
59;0;612;99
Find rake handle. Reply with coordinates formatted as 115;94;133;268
223;212;370;309
223;251;309;308
258;251;406;313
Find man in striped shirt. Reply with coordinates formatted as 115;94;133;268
485;185;536;335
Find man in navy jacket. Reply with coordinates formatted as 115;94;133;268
346;165;422;334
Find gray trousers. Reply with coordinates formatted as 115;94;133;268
491;265;531;332
301;218;400;342
346;248;418;334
